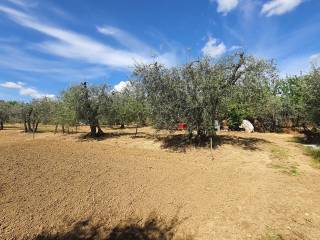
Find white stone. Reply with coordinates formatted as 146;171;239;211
239;120;254;133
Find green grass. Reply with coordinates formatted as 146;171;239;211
270;147;289;161
304;147;320;168
269;146;299;176
282;165;299;176
269;163;299;176
260;231;284;240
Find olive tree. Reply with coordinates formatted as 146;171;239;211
0;100;10;130
304;68;320;126
53;87;79;133
106;81;148;134
20;97;55;133
66;82;108;137
224;57;281;131
134;53;245;137
278;75;306;128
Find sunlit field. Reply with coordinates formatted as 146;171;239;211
1;1;320;239
1;125;320;239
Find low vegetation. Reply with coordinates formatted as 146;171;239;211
305;147;320;168
269;146;299;176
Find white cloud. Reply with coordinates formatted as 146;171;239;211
0;45;108;80
0;81;54;98
7;0;27;7
310;53;320;66
261;0;303;17
97;25;177;67
212;0;239;15
0;81;23;88
6;0;37;9
229;45;243;51
97;26;154;54
201;37;227;58
113;81;131;92
0;5;177;69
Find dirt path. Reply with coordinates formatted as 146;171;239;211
0;127;320;239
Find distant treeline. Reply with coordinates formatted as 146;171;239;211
0;52;319;140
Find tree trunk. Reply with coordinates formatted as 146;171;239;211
188;129;193;139
34;121;39;133
89;124;104;137
24;121;28;133
27;120;32;132
62;125;65;134
97;125;104;136
196;128;207;144
90;125;97;137
120;123;125;129
32;121;35;132
54;124;58;134
0;120;3;130
135;125;138;137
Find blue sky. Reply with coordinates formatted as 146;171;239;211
0;0;319;101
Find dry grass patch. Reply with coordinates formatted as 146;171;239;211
260;232;284;240
268;146;299;176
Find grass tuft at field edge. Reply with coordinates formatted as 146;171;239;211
304;147;320;168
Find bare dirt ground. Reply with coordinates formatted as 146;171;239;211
1;125;320;240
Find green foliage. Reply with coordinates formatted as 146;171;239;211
134;53;246;135
18;97;55;132
277;75;307;127
63;82;109;136
54;87;79;127
225;102;249;130
0;100;10;121
226;57;282;131
105;81;149;128
304;68;320;126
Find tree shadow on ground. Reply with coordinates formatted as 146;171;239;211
33;212;193;240
290;136;306;144
152;134;270;152
291;133;320;145
77;131;137;142
76;130;269;152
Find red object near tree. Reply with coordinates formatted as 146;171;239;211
178;123;187;130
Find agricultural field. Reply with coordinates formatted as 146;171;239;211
1;125;320;240
1;2;320;240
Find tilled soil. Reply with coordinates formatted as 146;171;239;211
0;126;320;240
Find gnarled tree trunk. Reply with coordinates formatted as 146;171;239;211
89;121;104;137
